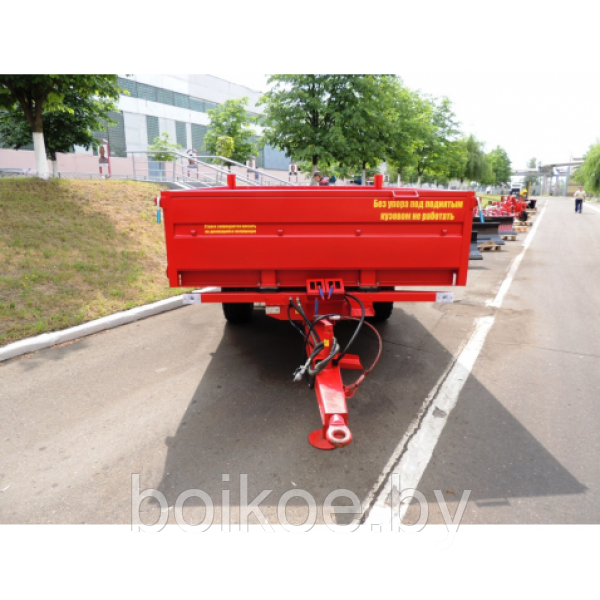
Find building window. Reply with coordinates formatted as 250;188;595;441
92;111;127;158
137;82;157;103
191;123;207;153
173;92;189;109
188;97;205;113
146;115;159;146
118;77;221;115
175;121;187;149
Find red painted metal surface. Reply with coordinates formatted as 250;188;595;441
160;177;477;290
475;195;529;219
307;319;353;450
159;176;478;450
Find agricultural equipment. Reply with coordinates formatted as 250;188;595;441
469;231;483;260
476;195;529;220
157;174;477;450
472;221;505;246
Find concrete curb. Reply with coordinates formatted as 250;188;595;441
0;293;204;363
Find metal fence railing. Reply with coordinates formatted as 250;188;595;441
126;150;298;188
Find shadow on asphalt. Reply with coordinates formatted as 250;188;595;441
408;371;588;517
150;307;586;525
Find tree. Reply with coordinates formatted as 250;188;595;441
0;87;117;177
523;156;539;189
203;97;258;166
443;138;468;184
487;146;512;186
0;75;121;179
148;132;181;161
259;75;346;177
259;75;396;181
479;155;496;186
334;75;397;185
463;135;486;183
412;96;460;186
573;142;600;194
148;133;181;180
383;83;422;185
215;135;234;162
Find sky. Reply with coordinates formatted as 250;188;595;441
211;66;597;172
6;0;598;172
206;1;599;172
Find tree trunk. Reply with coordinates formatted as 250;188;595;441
31;101;49;180
362;162;367;187
417;175;422;187
52;160;59;178
33;132;49;180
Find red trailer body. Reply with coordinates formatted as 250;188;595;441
159;175;477;449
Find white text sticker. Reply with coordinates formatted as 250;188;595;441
436;292;454;303
183;293;202;305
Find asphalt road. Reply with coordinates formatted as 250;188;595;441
1;197;597;525
405;197;600;524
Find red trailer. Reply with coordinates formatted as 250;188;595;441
158;174;477;450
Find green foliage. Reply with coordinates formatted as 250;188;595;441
148;133;181;162
443;138;468;182
216;135;234;159
296;160;356;179
463;134;486;183
487;146;512;185
573;142;600;194
0;75;121;133
0;87;117;161
203;97;257;165
259;75;345;170
386;85;428;179
335;75;397;177
523;156;539;187
479;155;495;185
260;75;397;176
0;76;122;178
412;96;460;180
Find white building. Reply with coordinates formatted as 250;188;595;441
0;75;292;177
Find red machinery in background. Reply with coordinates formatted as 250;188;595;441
158;174;477;450
475;195;529;220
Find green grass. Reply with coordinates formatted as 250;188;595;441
0;178;188;346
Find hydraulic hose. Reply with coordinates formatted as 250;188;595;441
333;293;365;366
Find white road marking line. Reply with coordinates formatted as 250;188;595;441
488;201;548;308
361;200;548;528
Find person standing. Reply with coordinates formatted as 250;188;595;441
574;186;586;213
312;171;330;186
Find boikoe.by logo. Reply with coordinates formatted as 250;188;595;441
131;473;471;535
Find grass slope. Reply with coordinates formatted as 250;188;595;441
0;178;185;346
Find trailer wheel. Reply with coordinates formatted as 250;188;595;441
222;303;253;324
370;302;394;322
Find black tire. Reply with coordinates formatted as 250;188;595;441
222;302;253;324
370;301;394;322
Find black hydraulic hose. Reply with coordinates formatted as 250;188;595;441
288;294;363;382
333;293;365;366
292;298;320;345
302;312;343;348
287;300;306;340
308;338;340;377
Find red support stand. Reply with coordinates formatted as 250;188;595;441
307;319;361;450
